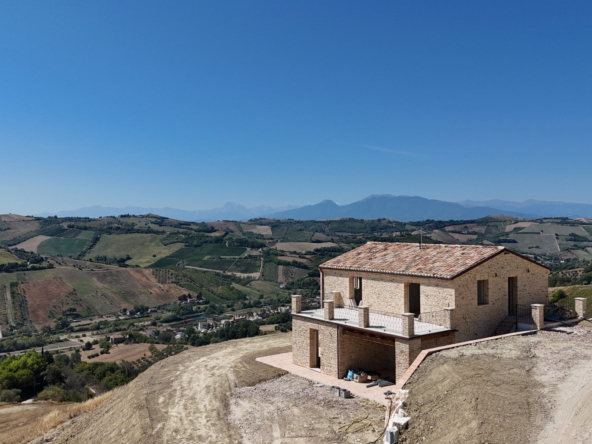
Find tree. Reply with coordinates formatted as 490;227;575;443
84;341;93;351
70;350;81;367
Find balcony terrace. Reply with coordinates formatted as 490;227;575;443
297;305;451;338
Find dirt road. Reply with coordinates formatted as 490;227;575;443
399;322;592;444
44;334;292;444
40;333;384;444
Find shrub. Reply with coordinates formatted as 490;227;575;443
550;289;568;304
0;389;21;403
38;386;82;403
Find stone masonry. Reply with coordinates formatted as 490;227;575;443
293;243;549;383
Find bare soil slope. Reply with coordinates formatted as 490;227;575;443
45;334;292;444
1;268;187;328
400;324;592;444
11;235;50;252
44;333;383;444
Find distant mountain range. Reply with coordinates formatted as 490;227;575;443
266;195;536;221
33;196;592;222
34;202;297;222
460;199;592;219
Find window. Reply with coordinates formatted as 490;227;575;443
478;280;489;305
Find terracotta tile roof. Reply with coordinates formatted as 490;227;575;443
319;242;508;279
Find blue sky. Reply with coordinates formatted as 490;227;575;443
1;1;591;214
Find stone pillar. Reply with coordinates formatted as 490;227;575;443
291;295;301;314
575;298;587;319
443;307;455;330
333;291;344;308
402;313;415;337
324;300;334;320
531;304;544;330
358;306;369;328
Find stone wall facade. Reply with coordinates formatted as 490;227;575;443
452;252;549;341
321;252;548;342
339;333;396;378
293;317;457;381
322;269;455;314
292;317;339;377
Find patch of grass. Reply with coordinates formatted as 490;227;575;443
85;234;183;267
0;249;20;265
59;229;94;240
193;259;236;271
261;263;279;282
150;244;247;268
179;283;226;304
149;257;181;268
584;226;592;236
38;238;90;256
227;258;260;274
231;282;260;298
283;228;313;242
271;226;287;238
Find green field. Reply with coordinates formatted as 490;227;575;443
283;228;313;242
193;259;236;271
179;283;225;304
59;229;94;239
260;262;279;282
38;237;90;256
227;258;260;274
231;282;260;298
502;233;559;255
0;249;20;265
520;223;590;237
149;244;246;268
85;233;184;267
584;227;592;235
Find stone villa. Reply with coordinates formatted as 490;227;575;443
291;242;550;381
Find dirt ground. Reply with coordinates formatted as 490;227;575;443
399;322;592;444
0;403;74;444
11;235;51;253
22;277;72;328
35;333;384;444
230;374;385;444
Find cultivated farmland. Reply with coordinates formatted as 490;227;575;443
86;234;184;267
151;244;247;268
11;235;51;253
274;242;337;253
38;237;90;256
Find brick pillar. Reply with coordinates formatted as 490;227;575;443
443;307;455;330
291;295;301;314
395;337;421;382
402;313;414;337
324;300;334;320
358;306;369;328
575;298;587;319
531;304;544;330
333;291;344;307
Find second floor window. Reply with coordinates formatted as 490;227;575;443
478;280;489;305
